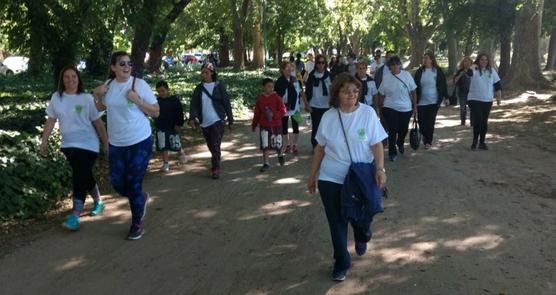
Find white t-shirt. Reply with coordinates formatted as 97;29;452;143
360;77;378;106
467;68;500;102
378;70;417;112
45;92;103;152
282;80;301;116
309;72;331;108
103;77;157;147
200;82;221;128
316;104;388;184
418;68;438;106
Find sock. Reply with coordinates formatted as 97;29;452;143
89;184;101;203
72;199;84;216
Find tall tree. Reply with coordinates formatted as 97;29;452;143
230;0;251;70
505;0;552;89
543;0;556;69
129;0;160;78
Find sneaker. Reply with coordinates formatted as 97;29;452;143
141;192;149;221
424;143;431;150
278;155;285;166
211;168;220;179
259;164;271;172
331;269;347;281
162;162;170;172
478;143;488;150
355;241;367;256
292;145;299;155
62;214;80;231
90;201;105;216
397;145;405;155
470;142;477;151
178;154;187;164
127;223;144;240
388;154;397;162
285;145;291;153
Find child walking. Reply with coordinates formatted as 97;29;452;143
155;81;187;172
252;78;287;172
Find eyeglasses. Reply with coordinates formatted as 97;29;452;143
118;61;133;67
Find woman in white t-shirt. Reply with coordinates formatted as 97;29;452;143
467;53;502;150
305;54;332;149
93;51;160;240
40;66;109;231
355;61;378;109
377;55;418;161
275;61;302;156
308;73;387;282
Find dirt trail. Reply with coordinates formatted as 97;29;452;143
1;93;555;295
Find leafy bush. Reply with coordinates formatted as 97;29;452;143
0;130;71;220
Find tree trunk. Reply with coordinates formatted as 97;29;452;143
218;27;231;67
130;0;159;78
408;33;427;69
545;28;556;70
231;0;250;70
26;0;47;75
276;32;284;62
252;22;264;68
463;28;475;56
498;34;512;78
505;0;551;89
447;31;458;75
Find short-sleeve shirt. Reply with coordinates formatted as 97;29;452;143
103;77;157;147
467;68;500;102
45;92;102;152
378;70;417;112
418;68;438;106
315;104;388;184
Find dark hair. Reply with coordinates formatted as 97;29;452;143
262;78;274;86
279;60;291;71
387;55;402;67
201;63;218;81
57;65;84;97
296;53;302;59
474;53;491;76
386;50;395;56
289;55;295;62
156;80;169;89
336;54;344;64
329;73;362;108
108;51;130;79
423;52;439;69
315;54;328;69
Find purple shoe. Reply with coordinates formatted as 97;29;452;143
127;223;144;240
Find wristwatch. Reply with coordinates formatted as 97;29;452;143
376;167;386;173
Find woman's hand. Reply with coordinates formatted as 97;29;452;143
307;175;317;194
375;171;387;189
127;90;141;105
93;84;108;99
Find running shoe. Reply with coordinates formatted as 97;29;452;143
285;145;291;153
292;145;299;155
162;162;170;172
478;143;488;150
388;154;397;162
90;201;105;216
424;143;431;150
127;223;144;240
355;241;367;256
62;214;80;231
397;144;405;155
278;155;285;166
331;269;347;281
212;168;220;179
259;164;271;172
470;142;477;151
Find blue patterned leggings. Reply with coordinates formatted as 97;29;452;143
109;137;152;224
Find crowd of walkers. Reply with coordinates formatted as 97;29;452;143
39;48;503;281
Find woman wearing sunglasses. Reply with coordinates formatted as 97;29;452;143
305;54;332;149
93;51;160;240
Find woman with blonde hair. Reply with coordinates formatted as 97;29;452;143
453;56;474;126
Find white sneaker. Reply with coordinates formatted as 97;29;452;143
162;162;170;172
179;154;187;164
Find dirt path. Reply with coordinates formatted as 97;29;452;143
1;93;555;295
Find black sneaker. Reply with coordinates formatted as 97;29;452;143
278;155;285;166
355;241;367;256
397;145;405;155
127;223;144;240
478;143;488;150
259;164;271;172
470;142;477;151
331;269;347;281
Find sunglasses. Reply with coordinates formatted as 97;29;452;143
118;61;133;67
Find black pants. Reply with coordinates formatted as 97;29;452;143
310;107;329;148
468;101;492;144
281;115;299;134
202;121;225;169
417;104;439;145
61;148;98;203
382;107;413;156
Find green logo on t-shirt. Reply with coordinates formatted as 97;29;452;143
357;128;366;140
127;98;134;107
75;105;83;114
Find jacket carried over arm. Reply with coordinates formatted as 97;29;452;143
189;81;234;125
414;66;448;105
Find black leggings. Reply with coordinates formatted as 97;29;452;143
468;101;492;144
61;148;98;203
382;107;413;156
417;104;439;145
281;116;299;134
310;107;329;148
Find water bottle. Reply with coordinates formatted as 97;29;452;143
305;114;312;126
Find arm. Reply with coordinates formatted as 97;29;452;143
411;90;418;114
307;144;325;194
93;85;108;111
495;89;502;106
188;87;200;128
371;142;386;189
93;118;109;158
252;101;260;131
220;84;234;125
127;90;160;118
40;117;56;155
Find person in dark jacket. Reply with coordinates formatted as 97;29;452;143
155;81;187;172
188;63;234;179
453;56;473;126
305;54;332;149
330;55;348;81
413;52;448;149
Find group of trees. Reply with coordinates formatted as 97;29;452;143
0;0;555;89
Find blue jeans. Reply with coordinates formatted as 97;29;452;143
318;180;372;273
109;137;152;224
